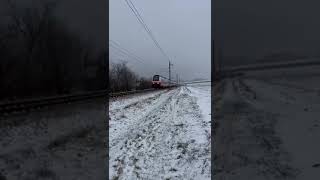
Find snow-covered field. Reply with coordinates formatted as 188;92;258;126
109;85;211;180
214;66;320;180
0;98;107;180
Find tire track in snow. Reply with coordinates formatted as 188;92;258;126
109;89;179;179
109;90;168;112
109;90;165;122
234;79;298;179
109;89;174;148
213;78;298;180
110;87;211;180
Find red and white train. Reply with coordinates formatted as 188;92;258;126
152;75;176;88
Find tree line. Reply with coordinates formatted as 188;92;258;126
109;62;152;93
0;1;107;101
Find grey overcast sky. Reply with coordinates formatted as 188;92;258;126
215;0;320;65
110;0;211;81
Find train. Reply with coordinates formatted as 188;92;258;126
152;75;177;88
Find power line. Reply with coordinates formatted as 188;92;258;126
109;49;145;71
109;40;168;71
109;49;129;59
110;40;173;76
109;42;141;62
109;55;129;64
109;43;145;64
109;40;146;63
124;0;171;62
109;43;168;75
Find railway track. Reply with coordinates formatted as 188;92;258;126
0;88;163;115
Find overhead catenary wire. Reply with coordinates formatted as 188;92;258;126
109;40;146;64
109;43;162;70
109;47;135;65
124;0;172;62
110;54;171;80
109;43;144;64
109;48;130;60
110;40;170;75
109;40;169;70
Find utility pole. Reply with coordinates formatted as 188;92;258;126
176;74;178;84
169;61;173;85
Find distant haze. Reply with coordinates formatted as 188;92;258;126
110;0;211;81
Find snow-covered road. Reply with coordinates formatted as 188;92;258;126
109;86;211;180
214;68;320;180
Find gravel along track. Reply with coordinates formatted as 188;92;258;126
109;86;211;180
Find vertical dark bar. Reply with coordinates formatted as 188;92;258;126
214;0;320;179
0;0;108;179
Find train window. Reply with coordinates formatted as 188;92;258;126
153;75;159;81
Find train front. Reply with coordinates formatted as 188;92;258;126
152;75;161;88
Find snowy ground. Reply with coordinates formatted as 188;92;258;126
214;66;320;180
0;98;107;180
109;85;211;180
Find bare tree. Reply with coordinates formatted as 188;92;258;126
109;62;135;92
136;77;152;90
109;62;152;92
0;0;107;100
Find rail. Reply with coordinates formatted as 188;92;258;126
109;88;161;97
221;58;320;73
182;80;211;85
0;88;167;115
